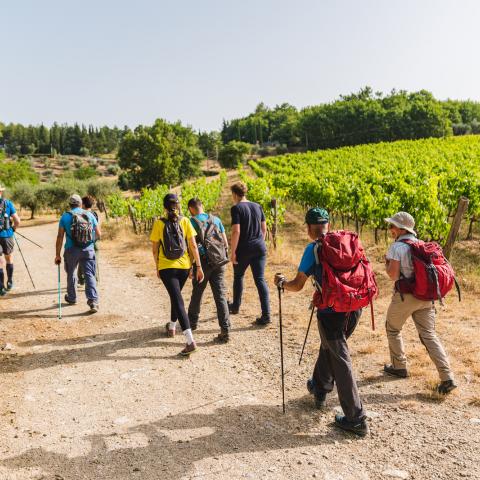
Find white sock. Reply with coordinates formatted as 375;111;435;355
183;328;194;345
169;321;177;330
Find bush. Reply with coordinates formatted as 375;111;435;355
218;141;251;168
74;166;98;180
74;160;83;168
107;164;120;176
0;159;39;187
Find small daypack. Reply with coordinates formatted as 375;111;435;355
312;231;378;315
395;239;460;305
160;217;187;260
192;214;229;269
0;199;10;232
69;210;94;247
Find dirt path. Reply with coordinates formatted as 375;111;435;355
0;219;479;480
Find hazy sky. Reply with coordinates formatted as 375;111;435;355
2;0;480;131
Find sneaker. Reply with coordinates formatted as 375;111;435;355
228;303;239;315
334;414;369;437
437;380;457;395
179;342;197;356
306;379;327;408
165;322;176;338
87;300;99;313
6;280;13;291
383;364;408;378
254;316;271;326
214;330;230;343
64;294;76;305
0;287;6;297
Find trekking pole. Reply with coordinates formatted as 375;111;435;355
57;264;62;319
299;303;316;366
14;231;44;249
277;278;286;414
13;234;36;289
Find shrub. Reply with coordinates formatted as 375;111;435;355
74;166;98;180
218;141;251;168
107;164;120;176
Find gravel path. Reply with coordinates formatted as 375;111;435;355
0;221;479;480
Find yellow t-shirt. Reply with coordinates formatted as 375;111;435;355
150;216;196;270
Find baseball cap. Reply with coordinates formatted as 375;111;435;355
69;194;82;206
305;207;329;225
163;193;180;208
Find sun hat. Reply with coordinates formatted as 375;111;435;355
305;207;329;225
0;184;6;191
163;193;180;209
384;211;416;235
69;194;82;207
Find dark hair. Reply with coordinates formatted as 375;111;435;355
187;197;203;209
82;195;94;209
231;181;248;198
163;194;180;222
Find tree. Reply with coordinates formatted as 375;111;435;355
118;119;203;190
218;141;251;168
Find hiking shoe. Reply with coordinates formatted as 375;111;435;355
228;303;239;315
254;316;271;326
179;342;197;356
165;322;176;338
307;379;327;408
6;280;13;291
64;294;76;305
384;364;408;378
437;380;457;395
214;330;230;343
334;414;369;437
87;300;99;313
0;287;6;297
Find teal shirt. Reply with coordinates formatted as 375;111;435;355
59;208;98;250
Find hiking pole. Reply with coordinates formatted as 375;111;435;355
14;231;44;249
57;264;62;319
13;234;36;289
299;303;316;366
277;277;286;414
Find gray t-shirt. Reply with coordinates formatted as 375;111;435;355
386;233;418;279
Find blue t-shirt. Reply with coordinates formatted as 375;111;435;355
0;199;16;238
59;208;98;250
299;241;333;313
190;213;225;256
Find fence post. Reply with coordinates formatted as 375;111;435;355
271;198;278;249
444;196;469;259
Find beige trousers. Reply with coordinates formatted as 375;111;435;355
385;292;453;381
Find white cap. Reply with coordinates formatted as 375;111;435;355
384;211;416;235
69;194;82;206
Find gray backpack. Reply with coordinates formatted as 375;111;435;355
0;200;10;233
160;217;187;260
192;215;229;269
69;211;94;247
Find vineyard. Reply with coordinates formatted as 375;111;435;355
106;171;227;233
245;136;480;240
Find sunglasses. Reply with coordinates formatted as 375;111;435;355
388;224;396;229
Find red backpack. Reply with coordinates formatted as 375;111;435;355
312;231;378;325
395;239;460;305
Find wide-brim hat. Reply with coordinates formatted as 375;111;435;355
384;211;416;235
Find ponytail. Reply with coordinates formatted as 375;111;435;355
167;207;179;222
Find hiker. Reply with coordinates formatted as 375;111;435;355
186;197;230;343
54;194;101;313
150;193;204;356
0;184;21;296
274;208;375;437
78;196;100;285
229;181;271;326
383;211;457;394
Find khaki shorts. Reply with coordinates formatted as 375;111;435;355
0;237;15;256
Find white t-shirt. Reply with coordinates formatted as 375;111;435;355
386;233;418;279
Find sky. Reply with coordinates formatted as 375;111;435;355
2;0;480;131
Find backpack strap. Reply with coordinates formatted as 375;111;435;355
312;240;323;293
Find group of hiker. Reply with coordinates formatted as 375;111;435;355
0;180;458;437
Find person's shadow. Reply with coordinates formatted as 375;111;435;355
1;400;350;479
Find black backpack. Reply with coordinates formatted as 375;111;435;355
0;199;10;233
69;210;94;247
192;214;229;269
160;217;187;260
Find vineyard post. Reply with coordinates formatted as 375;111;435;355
444;196;469;259
271;198;278;249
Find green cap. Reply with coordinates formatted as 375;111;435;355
305;207;329;225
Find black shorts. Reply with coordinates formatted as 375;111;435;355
0;237;15;256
